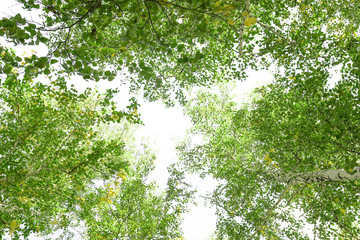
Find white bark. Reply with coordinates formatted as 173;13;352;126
274;166;360;185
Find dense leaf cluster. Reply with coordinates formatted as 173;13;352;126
1;0;360;239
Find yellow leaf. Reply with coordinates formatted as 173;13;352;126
120;46;127;51
100;197;112;204
9;220;20;232
117;169;127;181
18;196;30;204
242;11;249;17
214;1;221;7
118;173;127;181
52;219;59;225
111;53;116;57
244;16;257;27
340;208;346;215
224;4;235;11
224;10;231;16
111;114;119;120
264;153;272;165
228;19;234;26
108;188;115;197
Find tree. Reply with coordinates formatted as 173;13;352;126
0;73;130;237
1;0;360;238
0;69;192;238
0;4;194;238
0;44;192;239
41;123;194;240
0;43;145;237
1;0;359;104
80;162;192;240
178;78;360;239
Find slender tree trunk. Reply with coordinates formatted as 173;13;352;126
274;166;360;185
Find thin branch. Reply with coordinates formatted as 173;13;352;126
256;20;296;46
146;0;238;32
286;184;306;206
250;184;291;238
238;0;250;56
238;20;245;56
333;213;359;239
313;103;334;129
333;141;360;155
0;123;39;164
40;0;101;32
143;1;165;46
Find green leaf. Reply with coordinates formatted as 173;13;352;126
3;64;13;74
44;67;51;75
75;61;82;68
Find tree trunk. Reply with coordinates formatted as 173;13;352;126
275;167;360;185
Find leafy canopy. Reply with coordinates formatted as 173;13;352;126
1;0;360;239
179;75;360;239
1;0;359;104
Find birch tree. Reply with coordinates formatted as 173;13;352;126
178;78;360;239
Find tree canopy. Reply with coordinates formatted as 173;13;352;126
0;72;192;238
2;0;359;103
1;0;360;239
179;77;360;239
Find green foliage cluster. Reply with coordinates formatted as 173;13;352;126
0;39;190;240
1;0;360;239
1;0;357;105
180;74;360;238
0;72;192;238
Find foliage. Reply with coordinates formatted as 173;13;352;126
1;0;360;239
0;70;192;238
1;0;359;104
71;125;194;240
0;1;195;237
179;78;360;239
0;48;140;237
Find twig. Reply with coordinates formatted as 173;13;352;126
238;0;250;56
144;1;165;46
256;20;296;47
333;141;360;155
250;184;291;238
